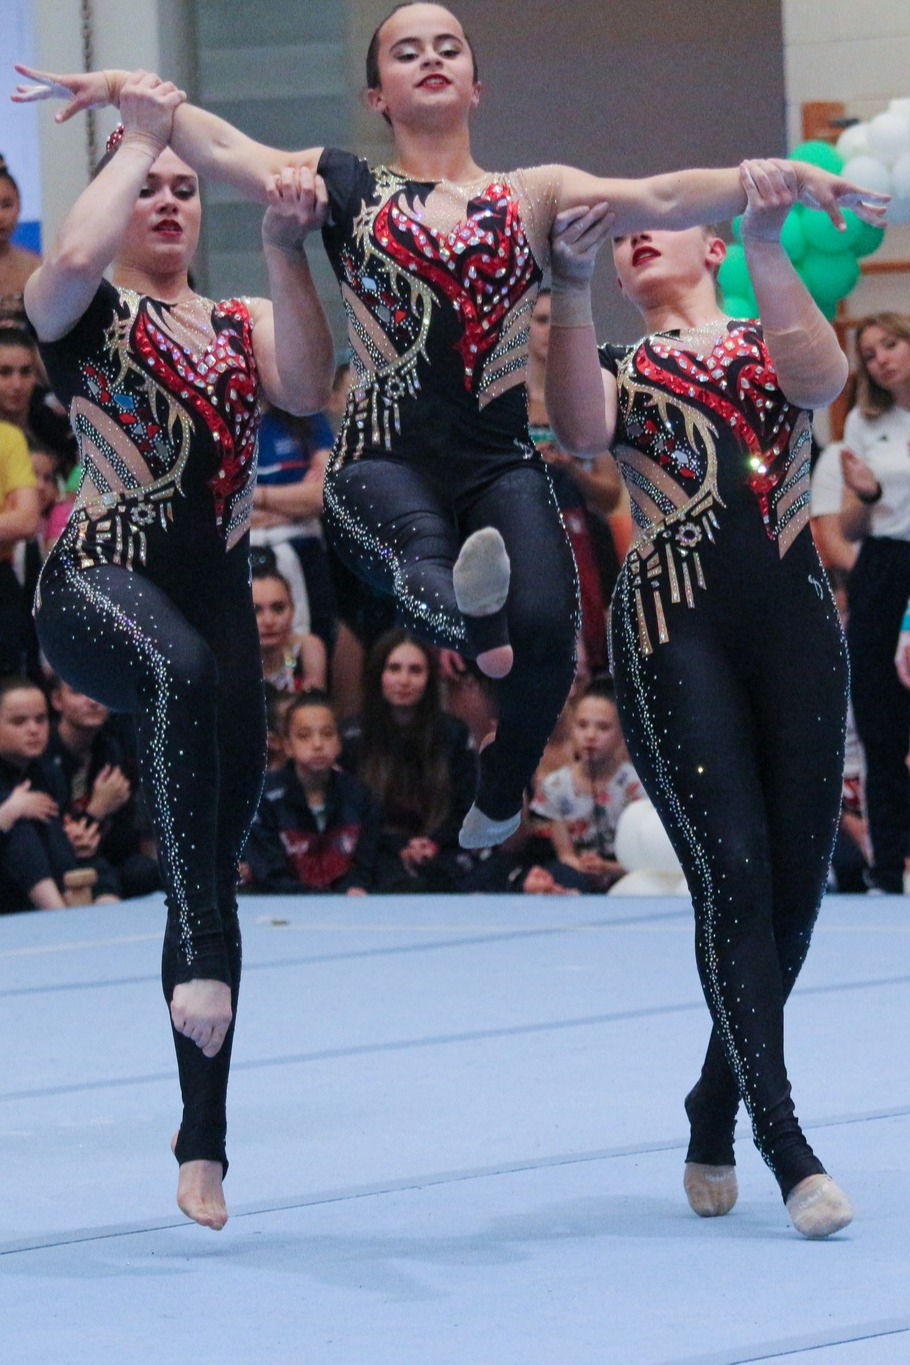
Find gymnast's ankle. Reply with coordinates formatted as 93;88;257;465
684;1081;737;1169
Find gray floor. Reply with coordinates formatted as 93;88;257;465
0;892;907;1364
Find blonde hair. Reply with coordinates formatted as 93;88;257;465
853;312;910;419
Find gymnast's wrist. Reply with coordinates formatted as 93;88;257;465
262;208;310;255
549;277;594;328
118;129;168;162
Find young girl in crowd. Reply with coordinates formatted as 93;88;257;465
546;160;856;1238
252;562;328;693
13;3;883;854
20;73;333;1229
343;628;476;891
530;680;642;891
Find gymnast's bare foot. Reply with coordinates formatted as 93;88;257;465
171;1132;228;1230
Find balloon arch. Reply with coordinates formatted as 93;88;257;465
719;99;910;321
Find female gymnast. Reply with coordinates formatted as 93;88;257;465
22;73;333;1228
13;5;885;854
545;161;856;1238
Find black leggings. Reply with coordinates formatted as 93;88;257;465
36;555;265;1168
611;531;848;1199
846;536;910;893
325;456;579;819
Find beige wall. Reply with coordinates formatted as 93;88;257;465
33;0;195;251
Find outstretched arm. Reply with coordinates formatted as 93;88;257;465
738;159;848;409
24;72;184;340
555;159;888;236
248;167;334;415
13;65;322;199
544;204;619;457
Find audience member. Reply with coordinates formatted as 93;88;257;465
0;675;118;909
342;629;477;892
529;679;643;891
0;418;38;674
0;326;77;470
244;690;380;894
252;562;328;693
831;313;910;892
0;155;41;327
263;682;292;771
47;675;160;898
251;403;336;649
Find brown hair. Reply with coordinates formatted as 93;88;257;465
365;3;479;121
853;312;910;419
357;628;451;836
0;155;19;198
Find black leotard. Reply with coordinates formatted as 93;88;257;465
601;321;848;1198
35;279;266;1168
316;149;578;819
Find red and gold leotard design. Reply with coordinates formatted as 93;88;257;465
40;279;261;573
317;148;560;467
601;320;812;655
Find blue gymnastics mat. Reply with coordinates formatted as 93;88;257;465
0;893;908;1364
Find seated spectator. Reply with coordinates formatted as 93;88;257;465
250;403;335;650
0;675;118;909
244;690;380;894
263;682;292;771
252;562;327;693
0;326;77;472
0;156;41;327
47;675;160;899
0;418;39;674
529;679;643;892
342;629;477;892
13;446;72;678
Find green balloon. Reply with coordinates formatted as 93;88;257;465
721;294;757;320
731;214;743;242
717;243;751;298
780;208;807;263
852;220;885;258
802;206;863;254
789;139;844;174
798;247;860;305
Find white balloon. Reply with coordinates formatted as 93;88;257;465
867;111;910;163
614;799;681;874
836;123;870;162
842;154;892;196
888;98;910;123
886;196;910;226
891;151;910;199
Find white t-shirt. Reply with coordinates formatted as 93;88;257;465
530;762;643;858
810;406;910;540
